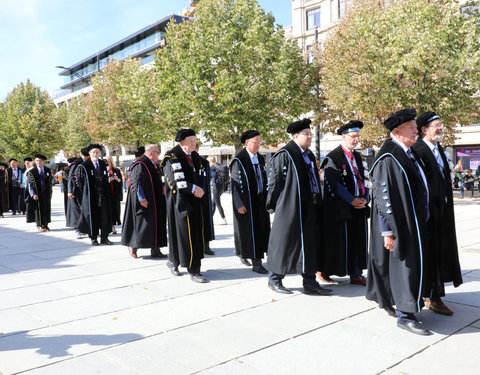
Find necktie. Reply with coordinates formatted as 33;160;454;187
253;163;263;194
407;149;423;181
342;147;365;197
39;168;45;190
302;150;320;194
186;153;193;166
433;146;444;171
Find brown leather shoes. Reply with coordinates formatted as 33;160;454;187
128;247;138;259
350;275;367;286
317;272;336;283
426;299;453;316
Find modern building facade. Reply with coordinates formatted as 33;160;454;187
53;14;189;107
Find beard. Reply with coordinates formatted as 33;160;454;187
432;134;443;142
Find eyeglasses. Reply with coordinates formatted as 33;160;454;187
248;140;263;145
345;134;361;139
300;132;313;137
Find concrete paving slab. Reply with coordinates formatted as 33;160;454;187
0;313;149;374
0;283;74;309
18;351;136;375
198;361;270;375
0;308;47;335
385;326;480;375
443;277;480;308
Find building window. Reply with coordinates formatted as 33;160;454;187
307;7;321;30
338;0;348;19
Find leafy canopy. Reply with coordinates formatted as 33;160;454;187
319;0;480;147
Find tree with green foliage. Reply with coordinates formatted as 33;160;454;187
56;98;92;155
0;80;63;160
319;0;480;148
154;0;315;150
83;57;158;147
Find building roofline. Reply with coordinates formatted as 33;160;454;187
58;14;189;76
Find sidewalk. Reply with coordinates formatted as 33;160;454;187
0;187;479;375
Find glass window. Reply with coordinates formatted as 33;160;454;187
339;0;349;19
307;7;321;30
306;45;315;64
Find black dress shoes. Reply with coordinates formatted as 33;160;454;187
166;261;181;276
101;238;113;245
383;306;397;318
397;320;432;336
191;273;208;283
268;282;293;294
240;257;251;266
150;251;167;258
204;248;215;255
303;284;333;295
252;263;268;274
91;239;100;246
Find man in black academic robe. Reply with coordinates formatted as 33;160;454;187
366;108;432;336
230;130;270;274
320;120;369;286
161;129;207;283
75;144;113;246
0;163;8;217
26;154;52;231
196;147;215;255
67;148;89;239
412;111;463;315
266;119;331;295
122;144;167;258
7;158;22;215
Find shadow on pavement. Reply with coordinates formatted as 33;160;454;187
0;331;143;358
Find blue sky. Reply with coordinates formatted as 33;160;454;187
0;0;292;101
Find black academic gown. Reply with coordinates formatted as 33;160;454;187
75;158;112;238
0;169;8;215
366;139;429;314
161;145;205;271
321;146;369;276
230;148;270;260
7;167;22;212
66;159;83;228
197;155;215;242
121;155;167;249
412;139;463;296
108;167;123;225
25;167;52;227
266;141;322;275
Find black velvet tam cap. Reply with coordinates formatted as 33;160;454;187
34;153;47;160
81;147;90;157
287;118;312;134
416;111;440;131
88;143;102;151
240;130;260;143
175;128;196;142
336;120;363;135
384;108;417;131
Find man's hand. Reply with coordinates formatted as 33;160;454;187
237;206;247;214
384;235;395;252
67;192;74;199
193;186;204;198
140;200;148;208
33;195;39;201
351;197;366;209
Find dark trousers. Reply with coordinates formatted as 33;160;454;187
269;272;318;288
212;183;226;218
10;186;19;213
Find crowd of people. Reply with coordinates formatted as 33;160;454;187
0;108;464;336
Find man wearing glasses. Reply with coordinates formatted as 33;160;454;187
266;119;332;295
319;120;370;286
122;144;168;259
230;130;270;274
412;112;462;316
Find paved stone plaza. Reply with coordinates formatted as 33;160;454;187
0;186;479;375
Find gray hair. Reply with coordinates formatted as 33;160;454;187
145;144;160;153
